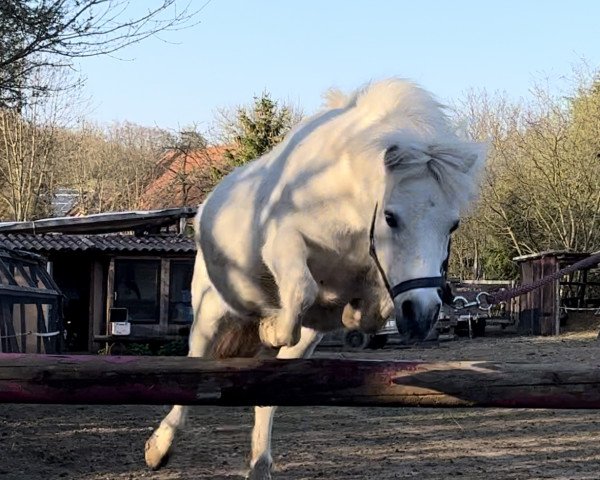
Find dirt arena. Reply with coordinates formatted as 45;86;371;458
3;320;600;479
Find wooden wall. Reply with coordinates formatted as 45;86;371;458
517;256;560;335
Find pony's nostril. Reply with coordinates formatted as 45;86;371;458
401;300;416;323
400;299;439;339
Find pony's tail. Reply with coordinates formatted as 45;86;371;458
209;319;265;359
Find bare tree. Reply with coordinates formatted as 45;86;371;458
451;67;600;280
139;126;231;209
163;126;209;206
0;101;59;220
56;121;170;214
0;0;201;107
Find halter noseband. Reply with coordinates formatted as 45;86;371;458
368;204;453;303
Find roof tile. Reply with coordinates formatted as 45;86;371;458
0;233;196;254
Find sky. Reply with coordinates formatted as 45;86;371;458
77;0;600;132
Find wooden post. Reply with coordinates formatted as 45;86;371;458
2;355;600;408
90;260;105;351
2;303;18;353
105;259;115;336
19;304;26;353
159;259;170;333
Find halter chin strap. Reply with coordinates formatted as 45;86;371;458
368;203;453;304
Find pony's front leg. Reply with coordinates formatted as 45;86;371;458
144;292;225;469
260;229;318;348
145;250;227;470
248;327;323;480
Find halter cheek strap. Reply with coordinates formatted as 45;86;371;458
368;203;453;303
369;203;393;294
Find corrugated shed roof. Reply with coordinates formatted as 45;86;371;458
0;233;196;254
0;207;197;235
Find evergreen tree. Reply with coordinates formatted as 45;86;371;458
223;93;297;166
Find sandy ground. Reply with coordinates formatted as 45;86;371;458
3;321;600;479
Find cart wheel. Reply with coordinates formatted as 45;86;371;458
343;330;369;350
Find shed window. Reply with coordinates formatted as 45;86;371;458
169;260;194;323
114;259;160;322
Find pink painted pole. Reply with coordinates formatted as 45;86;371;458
2;354;600;408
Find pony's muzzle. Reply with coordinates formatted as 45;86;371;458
395;293;441;343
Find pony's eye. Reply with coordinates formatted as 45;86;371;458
450;221;460;234
384;211;398;228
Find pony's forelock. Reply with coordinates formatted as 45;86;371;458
310;78;487;209
380;138;487;209
322;78;487;210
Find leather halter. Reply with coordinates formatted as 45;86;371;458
368;204;453;303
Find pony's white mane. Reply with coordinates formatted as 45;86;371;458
324;79;449;135
322;87;358;109
321;78;486;209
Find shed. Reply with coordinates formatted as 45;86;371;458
513;251;600;336
0;248;63;353
0;207;197;353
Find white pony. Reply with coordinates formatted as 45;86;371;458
145;78;486;479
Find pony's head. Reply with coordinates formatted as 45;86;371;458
371;140;486;343
323;78;487;342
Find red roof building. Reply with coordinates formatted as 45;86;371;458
139;146;230;210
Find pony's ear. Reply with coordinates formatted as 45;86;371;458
426;143;487;174
457;152;478;173
466;142;489;174
383;144;422;170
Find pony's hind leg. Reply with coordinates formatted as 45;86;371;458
247;327;323;480
145;252;227;470
260;229;319;348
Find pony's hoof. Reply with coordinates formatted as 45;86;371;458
246;456;273;480
144;430;173;470
258;318;300;348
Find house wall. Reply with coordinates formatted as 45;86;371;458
44;251;195;353
99;253;195;351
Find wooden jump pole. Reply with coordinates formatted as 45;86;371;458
2;353;600;408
